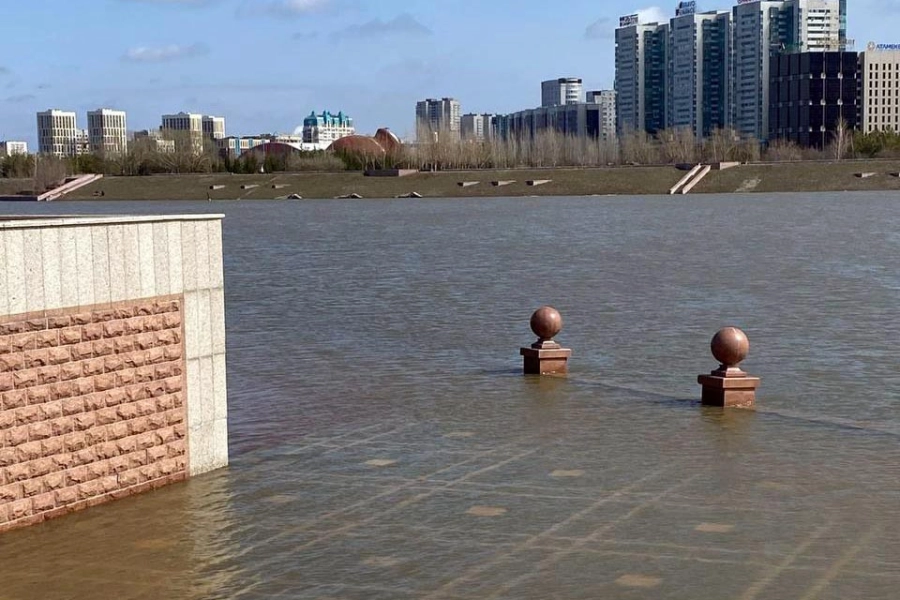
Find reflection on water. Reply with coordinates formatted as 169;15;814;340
1;194;899;599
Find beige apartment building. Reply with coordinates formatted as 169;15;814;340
859;45;900;133
87;108;128;155
36;109;78;157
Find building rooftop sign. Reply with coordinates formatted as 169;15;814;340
867;42;900;51
619;14;639;27
676;1;696;16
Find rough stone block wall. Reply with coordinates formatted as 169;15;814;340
0;296;187;532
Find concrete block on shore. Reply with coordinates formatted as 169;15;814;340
527;180;553;187
458;181;480;188
492;181;516;187
365;169;417;177
209;185;226;190
240;184;259;190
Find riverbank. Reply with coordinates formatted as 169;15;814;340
6;160;900;201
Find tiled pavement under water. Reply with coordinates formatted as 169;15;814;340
2;381;899;600
2;196;900;598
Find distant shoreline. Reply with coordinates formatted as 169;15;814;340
4;160;900;201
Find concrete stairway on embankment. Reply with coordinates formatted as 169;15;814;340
669;164;711;195
38;174;104;201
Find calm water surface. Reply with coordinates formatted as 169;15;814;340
1;193;899;599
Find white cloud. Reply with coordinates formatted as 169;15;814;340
636;7;667;24
120;0;215;4
584;17;612;40
124;43;209;63
330;14;432;41
241;0;331;17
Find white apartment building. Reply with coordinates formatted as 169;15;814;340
162;112;224;151
859;46;900;134
796;0;843;51
0;141;28;156
587;91;617;141
732;0;842;142
37;109;78;157
162;112;203;136
202;116;226;140
541;78;583;107
668;8;732;138
87;109;128;155
75;130;90;156
301;111;355;146
134;130;176;154
415;98;461;142
615;17;669;134
460;113;495;142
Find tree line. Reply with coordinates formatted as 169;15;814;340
5;124;900;192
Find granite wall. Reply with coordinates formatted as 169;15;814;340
0;215;227;533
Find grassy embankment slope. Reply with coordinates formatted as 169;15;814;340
695;160;900;194
11;160;900;201
0;179;34;196
63;167;684;200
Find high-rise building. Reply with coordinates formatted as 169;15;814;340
839;0;847;49
415;98;461;142
587;90;617;141
668;7;732;138
541;78;583;107
36;110;78;157
301;111;355;146
134;130;176;154
795;0;843;52
859;46;900;134
202;116;226;140
732;2;792;141
769;51;859;147
615;15;669;135
733;0;843;142
460;114;495;141
498;103;613;141
87;109;128;155
162;112;224;151
0;141;28;156
162;112;202;136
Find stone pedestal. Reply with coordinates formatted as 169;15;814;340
698;371;760;408
521;342;572;375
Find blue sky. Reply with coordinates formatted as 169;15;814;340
0;0;887;147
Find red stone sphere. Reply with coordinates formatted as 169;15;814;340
711;327;750;367
530;306;563;340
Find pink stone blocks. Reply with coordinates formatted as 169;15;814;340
0;296;188;533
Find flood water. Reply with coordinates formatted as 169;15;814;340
1;193;899;599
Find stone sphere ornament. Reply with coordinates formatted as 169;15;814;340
711;326;750;369
698;326;760;408
521;306;572;375
530;306;563;342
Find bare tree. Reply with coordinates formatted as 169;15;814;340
830;117;851;161
33;155;69;192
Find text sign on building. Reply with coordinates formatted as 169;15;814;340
619;14;639;27
676;1;696;16
868;42;900;51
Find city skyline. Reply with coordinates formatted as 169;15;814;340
0;0;886;149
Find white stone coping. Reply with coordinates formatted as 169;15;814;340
0;214;225;229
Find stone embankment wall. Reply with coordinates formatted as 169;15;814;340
0;215;227;533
